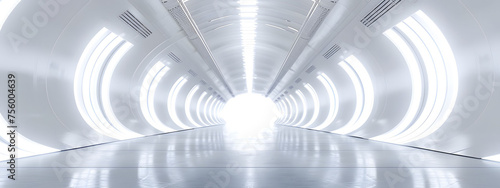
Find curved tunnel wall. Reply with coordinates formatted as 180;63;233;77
0;0;499;162
273;0;500;160
0;0;227;159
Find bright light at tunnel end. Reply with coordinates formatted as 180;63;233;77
221;93;278;135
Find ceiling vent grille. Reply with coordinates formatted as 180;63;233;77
323;44;341;59
361;0;402;27
305;65;316;74
208;87;213;90
284;91;289;94
303;5;332;38
288;86;294;90
188;69;197;77
295;78;302;83
168;6;197;36
119;10;152;38
168;52;182;63
200;80;207;85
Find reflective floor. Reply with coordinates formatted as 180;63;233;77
2;125;500;188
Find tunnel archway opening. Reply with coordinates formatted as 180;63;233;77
221;93;278;137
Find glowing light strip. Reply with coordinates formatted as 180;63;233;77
75;28;140;139
390;11;458;144
101;41;142;138
295;90;307;126
278;100;287;124
301;84;320;128
211;100;221;124
373;29;423;141
185;85;203;127
214;101;224;123
204;95;216;125
484;154;500;162
196;92;209;126
288;95;300;125
206;96;219;124
283;96;295;125
0;0;20;31
275;100;284;123
140;62;172;132
314;73;339;130
168;77;190;129
239;0;258;92
333;56;374;134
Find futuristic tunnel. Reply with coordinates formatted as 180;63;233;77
2;0;500;187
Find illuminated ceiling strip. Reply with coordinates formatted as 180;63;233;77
390;11;458;144
295;90;308;126
0;0;20;31
313;73;339;130
140;62;173;132
196;92;209;126
185;85;203;127
301;84;320;128
168;77;191;129
372;28;423;141
75;27;140;139
332;56;374;134
239;0;258;92
484;154;500;162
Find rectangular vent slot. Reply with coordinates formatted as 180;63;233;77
280;94;285;97
361;0;402;27
208;87;213;90
284;91;289;94
295;78;302;83
305;65;316;74
200;80;207;85
119;10;152;38
168;52;182;63
288;86;294;90
188;69;197;77
323;44;341;59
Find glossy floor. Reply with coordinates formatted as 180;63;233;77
2;125;500;187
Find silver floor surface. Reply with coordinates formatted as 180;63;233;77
2;125;500;188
